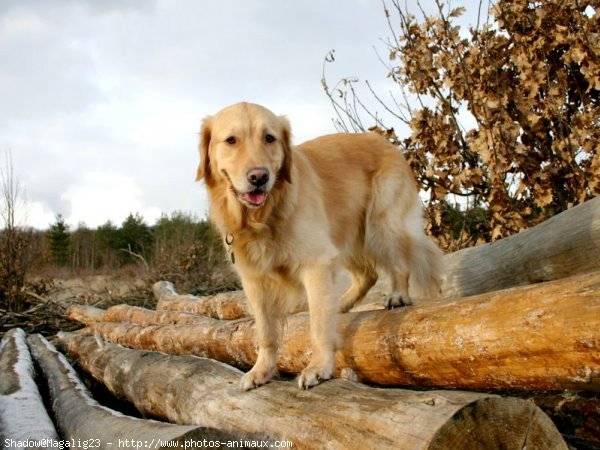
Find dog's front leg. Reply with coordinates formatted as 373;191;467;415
298;263;339;389
240;276;282;391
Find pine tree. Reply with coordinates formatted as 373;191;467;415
117;213;153;266
47;215;70;266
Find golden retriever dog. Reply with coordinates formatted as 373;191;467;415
196;102;442;390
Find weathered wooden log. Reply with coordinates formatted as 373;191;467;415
27;333;270;449
154;281;251;319
57;332;568;450
153;197;600;318
66;304;108;324
443;196;600;298
72;272;600;391
68;303;207;326
69;303;383;328
0;328;58;447
153;281;384;320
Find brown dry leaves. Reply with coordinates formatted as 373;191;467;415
373;0;599;251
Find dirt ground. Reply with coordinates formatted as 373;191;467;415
0;275;154;339
49;275;149;304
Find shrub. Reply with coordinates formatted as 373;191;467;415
323;0;599;250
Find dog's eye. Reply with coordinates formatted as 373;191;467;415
265;134;276;144
225;136;236;145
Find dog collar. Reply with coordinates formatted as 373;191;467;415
225;233;235;264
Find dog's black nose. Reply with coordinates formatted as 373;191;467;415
247;167;270;187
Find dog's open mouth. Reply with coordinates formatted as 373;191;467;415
222;170;268;208
239;189;267;208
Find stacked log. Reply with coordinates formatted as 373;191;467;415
57;332;568;450
441;195;600;298
26;333;268;449
68;271;600;391
154;282;251;319
5;197;598;448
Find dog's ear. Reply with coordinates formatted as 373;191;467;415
278;116;292;184
196;116;213;183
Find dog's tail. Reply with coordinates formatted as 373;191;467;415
409;233;444;301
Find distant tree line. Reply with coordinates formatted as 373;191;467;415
1;209;237;312
38;212;234;291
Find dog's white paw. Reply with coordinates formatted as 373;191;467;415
297;364;333;390
240;366;276;391
384;292;413;309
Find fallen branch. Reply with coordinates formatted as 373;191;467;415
0;299;77;338
71;272;600;391
57;332;567;450
27;333;270;449
120;245;149;273
0;328;58;445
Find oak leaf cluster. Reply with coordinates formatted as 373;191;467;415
325;0;599;250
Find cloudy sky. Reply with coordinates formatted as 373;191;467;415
1;0;479;230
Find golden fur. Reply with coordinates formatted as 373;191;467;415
197;102;442;390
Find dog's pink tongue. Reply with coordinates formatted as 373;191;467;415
242;190;267;206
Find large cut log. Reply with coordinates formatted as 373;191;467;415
0;328;58;447
27;334;269;449
443;196;600;298
153;197;600;318
57;332;568;450
72;272;600;391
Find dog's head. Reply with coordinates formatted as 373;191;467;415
196;102;292;208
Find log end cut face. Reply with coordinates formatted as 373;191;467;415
429;396;568;450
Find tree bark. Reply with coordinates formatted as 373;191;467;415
70;272;600;391
26;334;270;449
0;328;58;448
153;197;600;318
57;332;567;450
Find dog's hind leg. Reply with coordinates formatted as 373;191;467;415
366;167;441;308
384;269;413;308
373;212;442;308
382;231;442;308
339;260;378;313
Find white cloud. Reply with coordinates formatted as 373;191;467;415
61;172;161;228
0;0;481;230
23;200;56;229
